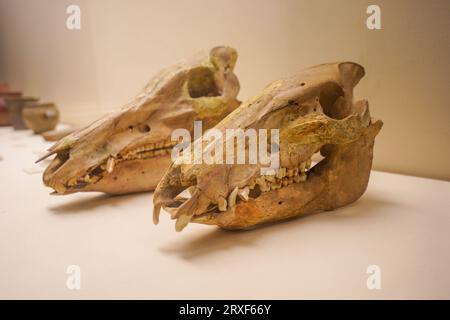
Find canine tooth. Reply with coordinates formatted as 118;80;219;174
248;179;256;189
218;197;227;211
238;187;249;201
293;168;299;176
228;187;239;208
153;204;161;225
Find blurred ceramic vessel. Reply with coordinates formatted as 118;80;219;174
22;102;59;134
5;97;39;130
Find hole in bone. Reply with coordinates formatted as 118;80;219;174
138;123;151;133
249;186;262;199
187;67;220;98
318;82;345;119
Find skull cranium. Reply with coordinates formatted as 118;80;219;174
40;46;241;194
153;62;383;231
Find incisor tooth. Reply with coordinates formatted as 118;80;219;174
228;187;239;208
106;157;115;173
265;175;275;182
238;187;249;201
218;197;227;211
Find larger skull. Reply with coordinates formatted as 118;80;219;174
40;46;240;194
153;62;383;231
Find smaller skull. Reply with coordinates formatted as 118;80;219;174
40;46;241;194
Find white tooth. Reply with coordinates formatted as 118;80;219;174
106;157;115;173
238;187;249;201
306;158;312;170
228;187;239;208
218;197;227;211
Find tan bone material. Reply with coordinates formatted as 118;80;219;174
153;62;383;231
40;46;241;194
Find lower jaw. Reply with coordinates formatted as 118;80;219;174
190;121;381;230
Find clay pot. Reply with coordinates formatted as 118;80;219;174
0;88;23;126
0;98;9;126
22;102;59;134
5;97;39;130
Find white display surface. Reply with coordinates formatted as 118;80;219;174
0;127;449;299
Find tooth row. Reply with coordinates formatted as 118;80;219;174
216;158;313;209
122;139;177;159
123;147;172;160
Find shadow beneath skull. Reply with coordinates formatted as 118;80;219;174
159;193;394;261
49;192;151;214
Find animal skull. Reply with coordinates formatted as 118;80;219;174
153;62;383;231
40;46;241;194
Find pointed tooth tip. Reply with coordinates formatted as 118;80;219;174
153;204;161;225
175;214;192;232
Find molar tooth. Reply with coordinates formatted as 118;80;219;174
271;180;281;190
228;187;239;208
238;187;249;201
218;197;227;212
287;169;294;177
106;157;115;173
256;177;269;192
299;162;306;172
276;168;286;179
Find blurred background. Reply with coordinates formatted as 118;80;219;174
0;0;448;180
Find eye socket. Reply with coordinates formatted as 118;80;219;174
138;123;151;133
187;67;220;98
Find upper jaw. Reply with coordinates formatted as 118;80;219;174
43;135;178;194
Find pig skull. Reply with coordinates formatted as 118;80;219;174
153;62;383;231
40;46;241;194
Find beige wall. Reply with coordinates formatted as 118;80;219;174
0;0;449;180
